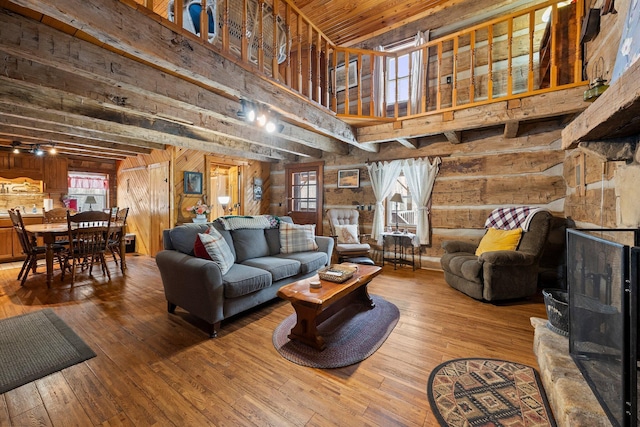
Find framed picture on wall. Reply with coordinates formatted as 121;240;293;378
184;171;203;194
330;59;358;93
337;169;360;188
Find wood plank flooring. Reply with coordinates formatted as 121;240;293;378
0;255;548;426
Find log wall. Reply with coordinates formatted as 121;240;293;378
562;0;631;228
271;119;568;282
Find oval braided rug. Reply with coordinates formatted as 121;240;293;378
427;358;556;427
272;295;399;368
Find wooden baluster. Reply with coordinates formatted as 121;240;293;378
452;36;458;108
221;0;229;54
507;17;513;96
528;10;534;93
469;31;476;104
550;3;558;88
487;25;493;100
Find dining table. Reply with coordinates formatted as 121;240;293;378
24;221;126;287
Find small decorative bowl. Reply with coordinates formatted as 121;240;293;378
309;280;322;289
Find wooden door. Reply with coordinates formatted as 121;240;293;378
285;161;324;235
149;162;170;256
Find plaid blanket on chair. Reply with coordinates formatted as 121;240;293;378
484;207;547;231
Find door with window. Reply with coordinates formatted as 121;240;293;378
285;162;323;235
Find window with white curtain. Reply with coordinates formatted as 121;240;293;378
386;172;417;228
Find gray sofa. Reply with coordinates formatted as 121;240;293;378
155;217;333;337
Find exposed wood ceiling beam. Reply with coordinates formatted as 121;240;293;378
395;138;419;149
3;1;368;152
0;43;348;157
0;99;294;164
0;79;305;162
504;121;520;138
443;131;462;144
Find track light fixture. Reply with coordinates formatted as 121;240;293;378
8;141;57;156
238;99;282;134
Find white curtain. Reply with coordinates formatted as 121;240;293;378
410;31;427;115
402;157;441;245
367;161;402;242
373;46;385;116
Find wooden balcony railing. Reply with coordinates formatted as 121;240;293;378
132;0;584;122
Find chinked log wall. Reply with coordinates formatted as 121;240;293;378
270;119;567;280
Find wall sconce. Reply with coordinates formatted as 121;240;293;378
218;195;231;214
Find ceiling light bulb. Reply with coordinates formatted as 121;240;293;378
265;121;276;133
246;109;256;122
35;147;44;156
50;147;57;154
12;147;19;154
256;114;267;126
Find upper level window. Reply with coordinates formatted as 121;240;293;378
385;40;414;105
386;172;417;228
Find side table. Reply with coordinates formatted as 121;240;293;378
380;232;418;270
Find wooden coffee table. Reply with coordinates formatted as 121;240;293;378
277;264;382;350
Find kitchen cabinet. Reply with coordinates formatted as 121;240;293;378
0;152;44;180
0;216;43;262
0;228;16;261
43;157;68;193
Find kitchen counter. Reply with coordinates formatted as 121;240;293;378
0;212;44;218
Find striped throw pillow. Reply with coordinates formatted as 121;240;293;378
194;226;235;274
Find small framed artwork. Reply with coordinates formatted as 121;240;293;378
330;59;358;93
253;177;263;201
337;169;360;188
184;171;203;194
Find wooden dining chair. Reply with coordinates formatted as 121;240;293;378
43;207;76;224
43;207;77;246
61;210;112;285
9;209;64;287
107;207;129;273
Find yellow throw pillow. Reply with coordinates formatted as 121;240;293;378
475;227;523;256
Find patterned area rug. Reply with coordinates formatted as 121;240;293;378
0;309;96;394
273;295;399;368
427;358;556;427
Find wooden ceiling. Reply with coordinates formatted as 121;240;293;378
290;0;453;46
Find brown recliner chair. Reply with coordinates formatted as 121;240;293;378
440;210;552;301
326;208;373;264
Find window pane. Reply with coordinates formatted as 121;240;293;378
291;171;317;213
397;77;409;102
388;58;396;79
387;81;397;103
386;174;418;227
397;54;410;78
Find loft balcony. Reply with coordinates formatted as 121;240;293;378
139;0;585;124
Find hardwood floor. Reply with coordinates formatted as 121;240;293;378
0;255;548;426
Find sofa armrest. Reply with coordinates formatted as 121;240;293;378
315;235;334;266
155;250;225;324
442;240;477;254
479;250;536;266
